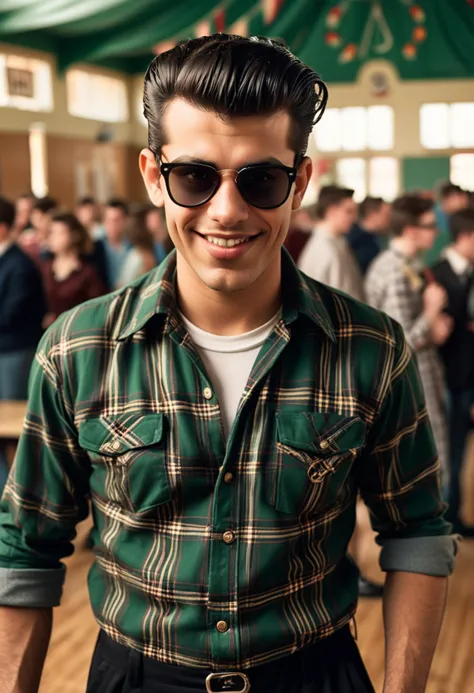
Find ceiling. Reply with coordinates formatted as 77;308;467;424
0;0;473;81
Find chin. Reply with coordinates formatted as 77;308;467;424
198;267;257;294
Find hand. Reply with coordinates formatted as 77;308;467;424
423;283;447;320
431;314;453;345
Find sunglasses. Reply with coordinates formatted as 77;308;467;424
159;159;298;210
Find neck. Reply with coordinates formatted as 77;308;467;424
54;251;80;263
318;220;342;236
392;236;418;259
451;244;470;261
360;218;378;233
176;255;282;336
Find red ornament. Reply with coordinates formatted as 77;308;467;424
340;43;358;63
467;0;474;6
409;5;425;22
214;9;226;33
325;32;342;47
403;42;417;60
413;26;427;42
327;6;342;27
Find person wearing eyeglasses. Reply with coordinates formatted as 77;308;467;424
0;37;455;693
365;195;452;492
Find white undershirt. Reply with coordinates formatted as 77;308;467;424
181;310;282;439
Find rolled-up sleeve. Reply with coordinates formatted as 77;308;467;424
0;329;90;606
356;320;457;577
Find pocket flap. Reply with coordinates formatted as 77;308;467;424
79;413;164;456
276;411;366;455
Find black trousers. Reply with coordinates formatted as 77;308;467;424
86;627;375;693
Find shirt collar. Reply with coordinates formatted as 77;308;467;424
0;240;13;257
117;248;336;343
445;247;472;277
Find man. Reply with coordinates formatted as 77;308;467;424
347;196;391;275
75;196;101;242
425;182;469;266
0;36;455;693
144;204;172;263
298;188;383;598
298;185;364;301
365;195;452;488
432;209;474;536
18;196;57;263
13;193;35;238
92;198;131;290
0;196;46;490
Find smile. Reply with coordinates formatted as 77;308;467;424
204;235;253;248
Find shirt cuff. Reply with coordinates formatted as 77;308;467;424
379;535;459;577
0;566;66;607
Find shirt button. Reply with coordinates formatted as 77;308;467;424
319;440;329;450
224;473;234;484
203;387;213;400
111;440;121;451
216;620;229;633
223;530;235;545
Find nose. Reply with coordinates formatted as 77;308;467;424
206;175;250;227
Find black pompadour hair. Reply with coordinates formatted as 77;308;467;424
143;34;328;162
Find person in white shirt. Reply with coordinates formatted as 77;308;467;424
298;185;364;301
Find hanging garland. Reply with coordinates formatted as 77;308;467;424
324;0;429;64
402;2;427;61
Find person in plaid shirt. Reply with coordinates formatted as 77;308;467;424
0;35;456;693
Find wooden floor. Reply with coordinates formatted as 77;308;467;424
38;439;474;693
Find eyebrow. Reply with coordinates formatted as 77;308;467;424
169;155;287;168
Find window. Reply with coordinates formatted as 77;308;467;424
336;158;366;201
450;154;474;191
29;123;48;198
420;103;474;149
369;157;399;201
314;106;394;153
0;53;53;111
335;157;399;202
67;69;129;123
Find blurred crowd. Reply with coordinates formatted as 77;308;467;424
286;182;474;538
1;182;474;539
0;194;173;486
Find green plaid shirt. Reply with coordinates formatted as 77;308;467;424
0;251;454;670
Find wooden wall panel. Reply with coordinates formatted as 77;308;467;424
0;132;31;200
125;144;149;205
46;136;146;209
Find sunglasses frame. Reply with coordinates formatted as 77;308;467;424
159;160;298;210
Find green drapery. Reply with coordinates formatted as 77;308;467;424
0;0;473;80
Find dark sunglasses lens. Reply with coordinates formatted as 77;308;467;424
238;167;292;208
168;165;219;206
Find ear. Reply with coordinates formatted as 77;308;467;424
291;156;313;211
139;148;165;207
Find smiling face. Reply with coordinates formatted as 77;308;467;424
140;99;311;296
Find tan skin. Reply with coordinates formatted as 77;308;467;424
139;99;311;335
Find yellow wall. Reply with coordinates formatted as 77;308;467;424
321;60;474;159
0;43;134;143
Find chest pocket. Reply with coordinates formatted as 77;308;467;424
272;412;367;516
78;413;171;515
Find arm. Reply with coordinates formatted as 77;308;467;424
382;572;447;693
0;326;91;690
383;273;433;351
356;320;456;693
0;265;44;330
0;607;52;693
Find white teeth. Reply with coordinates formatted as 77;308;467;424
205;236;251;248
